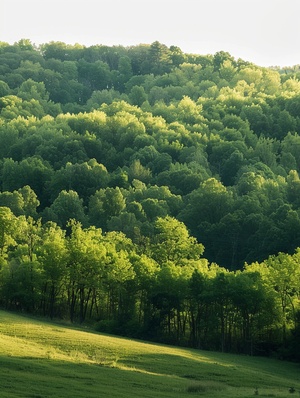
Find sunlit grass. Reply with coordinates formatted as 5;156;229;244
0;310;299;397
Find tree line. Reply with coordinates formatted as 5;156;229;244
0;39;300;358
0;209;299;359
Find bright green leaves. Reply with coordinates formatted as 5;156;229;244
151;216;204;266
0;207;17;262
246;251;300;343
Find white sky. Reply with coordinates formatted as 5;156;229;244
1;0;300;67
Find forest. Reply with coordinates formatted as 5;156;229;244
0;39;300;359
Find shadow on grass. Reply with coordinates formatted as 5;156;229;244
1;350;299;398
0;355;189;398
121;351;300;392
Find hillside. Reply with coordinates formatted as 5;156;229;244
1;40;300;268
0;310;299;398
0;40;300;356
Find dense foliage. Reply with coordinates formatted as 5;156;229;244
0;39;300;358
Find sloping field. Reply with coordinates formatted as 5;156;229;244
0;310;299;397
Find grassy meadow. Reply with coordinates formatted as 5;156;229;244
0;310;299;397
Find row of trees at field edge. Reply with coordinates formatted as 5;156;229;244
0;209;299;359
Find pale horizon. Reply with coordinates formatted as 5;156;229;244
1;0;300;68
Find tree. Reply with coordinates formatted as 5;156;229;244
86;89;121;109
18;186;40;217
18;79;49;101
37;222;67;318
88;187;126;228
149;262;189;343
177;96;205;125
8;217;43;312
44;190;87;228
265;253;300;344
180;178;233;228
1;157;53;207
101;231;135;323
219;59;237;82
169;45;186;66
129;85;147;107
141;198;168;222
130;253;159;330
127;160;152;183
148;41;172;75
213;51;235;71
47;160;109;204
188;269;210;348
246;251;300;345
286;170;300;208
0;207;18;265
207;271;233;352
107;211;142;241
67;222;106;323
0;80;10;97
78;59;111;91
230;271;274;354
0;191;25;216
151;216;204;266
114;56;133;91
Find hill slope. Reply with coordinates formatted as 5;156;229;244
0;310;299;398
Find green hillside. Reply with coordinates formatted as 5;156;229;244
0;40;300;356
0;310;299;398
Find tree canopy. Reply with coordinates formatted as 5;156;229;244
0;40;300;359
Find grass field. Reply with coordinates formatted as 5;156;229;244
0;310;299;397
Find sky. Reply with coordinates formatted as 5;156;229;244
1;0;300;67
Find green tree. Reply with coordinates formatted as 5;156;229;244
101;231;135;323
151;216;204;266
88;187;126;229
114;56;133;91
0;207;17;266
129;85;147;107
246;251;300;345
180;178;233;228
0;191;25;216
67;222;106;322
265;253;300;343
47;160;109;204
148;41;172;75
230;271;274;354
18;186;40;217
1;157;53;207
8;217;43;311
18;78;49;101
0;80;10;96
44;190;87;228
37;222;67;318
